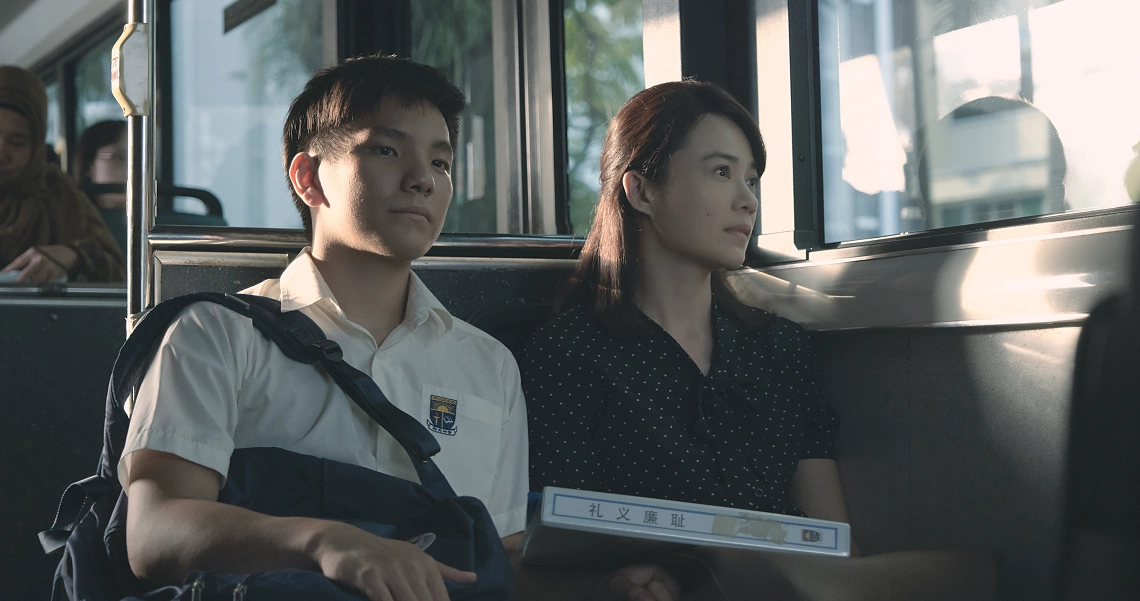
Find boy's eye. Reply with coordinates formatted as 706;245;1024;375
746;176;758;189
432;159;451;173
716;166;729;178
369;145;396;156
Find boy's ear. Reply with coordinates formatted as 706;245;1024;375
623;170;656;218
289;153;328;208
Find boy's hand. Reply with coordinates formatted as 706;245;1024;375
311;520;477;601
592;564;681;601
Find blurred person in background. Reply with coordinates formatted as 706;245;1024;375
75;119;128;254
0;65;124;284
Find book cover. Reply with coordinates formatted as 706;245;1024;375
520;487;851;568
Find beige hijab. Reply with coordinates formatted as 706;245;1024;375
0;65;124;282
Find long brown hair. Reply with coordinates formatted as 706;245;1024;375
564;80;772;336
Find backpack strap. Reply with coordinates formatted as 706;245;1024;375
41;292;457;554
42;293;243;555
233;294;455;498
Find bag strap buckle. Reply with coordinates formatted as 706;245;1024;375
307;339;343;362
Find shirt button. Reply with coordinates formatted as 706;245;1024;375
753;487;766;498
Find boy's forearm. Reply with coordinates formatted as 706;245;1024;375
127;484;327;584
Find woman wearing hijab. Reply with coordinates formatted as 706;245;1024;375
0;65;124;284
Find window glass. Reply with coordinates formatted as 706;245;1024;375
44;80;62;164
411;0;502;233
818;0;1140;243
170;0;324;228
564;0;644;236
74;36;123;147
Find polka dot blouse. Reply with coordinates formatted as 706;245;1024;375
519;301;839;515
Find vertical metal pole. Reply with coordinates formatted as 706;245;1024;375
125;0;155;331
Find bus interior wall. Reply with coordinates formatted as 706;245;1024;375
3;252;1103;601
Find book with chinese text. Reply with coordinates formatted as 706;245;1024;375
519;487;851;568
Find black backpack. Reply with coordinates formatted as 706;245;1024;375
40;292;513;600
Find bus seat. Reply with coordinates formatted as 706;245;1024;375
1057;221;1140;599
465;302;557;357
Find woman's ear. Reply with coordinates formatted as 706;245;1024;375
289;153;327;208
623;170;656;218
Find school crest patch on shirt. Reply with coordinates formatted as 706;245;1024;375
427;394;458;435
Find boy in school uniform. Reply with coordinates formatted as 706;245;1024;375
119;56;528;601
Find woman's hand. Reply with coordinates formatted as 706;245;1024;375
592;564;681;601
2;244;76;283
310;520;477;601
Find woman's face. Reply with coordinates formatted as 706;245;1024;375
89;132;128;209
640;114;759;269
0;107;33;189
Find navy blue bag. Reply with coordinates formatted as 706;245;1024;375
40;292;513;600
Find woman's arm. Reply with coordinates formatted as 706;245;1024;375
789;458;860;556
788;458;849;523
66;190;125;282
518;329;608;491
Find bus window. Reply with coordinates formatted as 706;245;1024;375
44;79;61;163
169;0;326;229
563;0;644;237
816;0;1140;244
410;0;510;234
73;34;121;148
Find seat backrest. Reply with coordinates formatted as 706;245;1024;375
1057;217;1140;600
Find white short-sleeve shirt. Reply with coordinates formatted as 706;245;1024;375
120;249;529;536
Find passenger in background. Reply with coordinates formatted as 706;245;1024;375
0;65;124;283
74;119;128;254
518;81;852;600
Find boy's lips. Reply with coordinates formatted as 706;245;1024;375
392;206;431;222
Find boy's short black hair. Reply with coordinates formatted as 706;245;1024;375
282;55;466;239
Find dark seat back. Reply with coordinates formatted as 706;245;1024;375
1058;219;1140;600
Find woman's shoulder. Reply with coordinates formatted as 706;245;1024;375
40;163;78;198
760;315;819;362
727;309;814;351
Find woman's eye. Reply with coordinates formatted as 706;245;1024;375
432;159;451;172
716;166;729;178
369;145;396;156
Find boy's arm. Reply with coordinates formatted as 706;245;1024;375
124;449;476;601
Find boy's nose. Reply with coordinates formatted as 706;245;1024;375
403;160;435;195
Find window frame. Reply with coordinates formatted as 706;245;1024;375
30;7;126;176
752;0;1140;269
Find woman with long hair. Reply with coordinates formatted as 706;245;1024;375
519;80;851;600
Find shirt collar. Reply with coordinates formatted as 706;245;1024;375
278;248;332;312
406;269;454;332
278;248;453;332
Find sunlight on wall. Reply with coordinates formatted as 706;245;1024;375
956;239;1093;323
